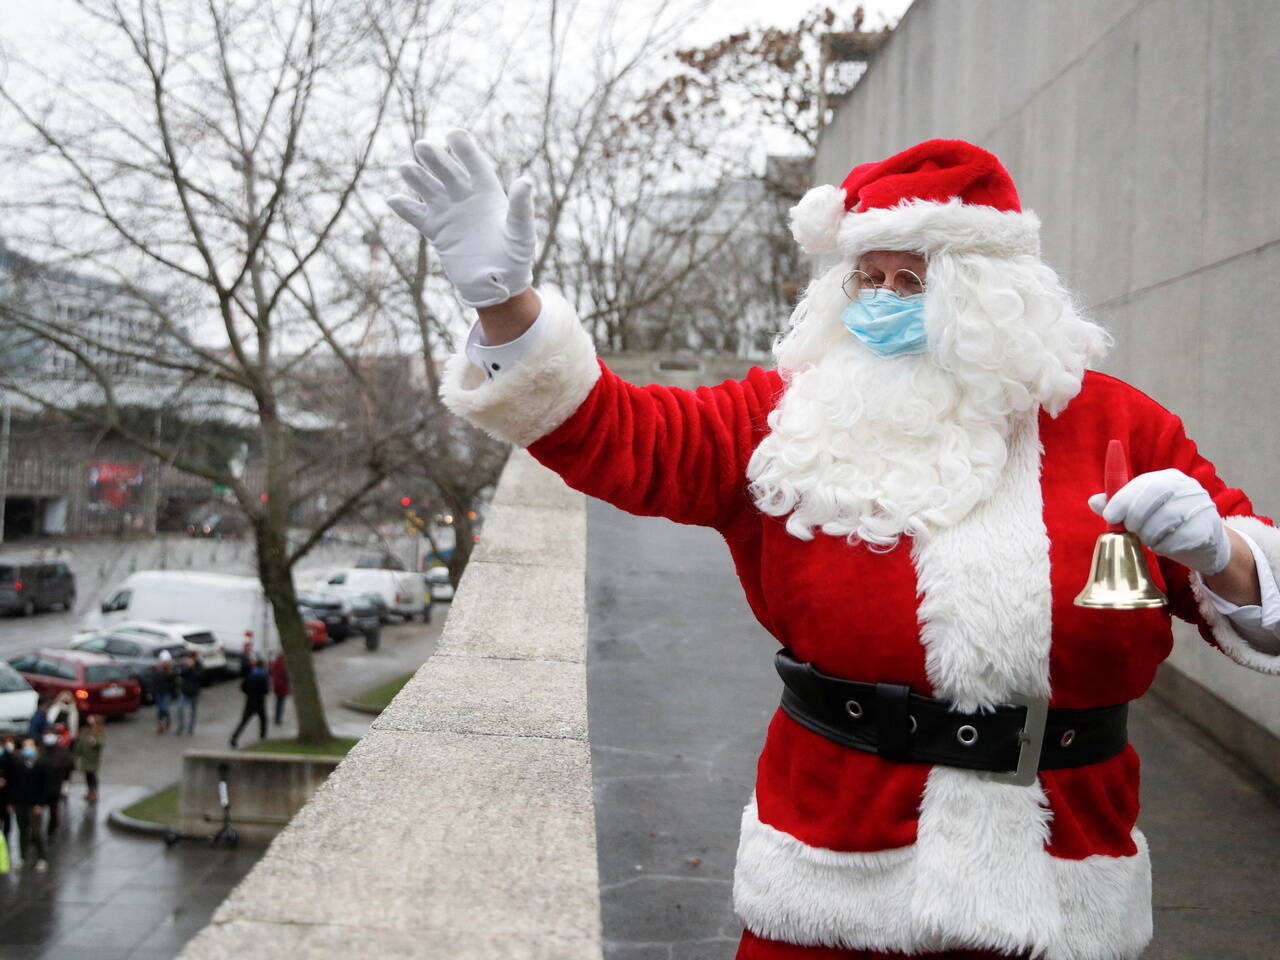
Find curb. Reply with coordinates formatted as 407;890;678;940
341;699;382;716
108;807;174;837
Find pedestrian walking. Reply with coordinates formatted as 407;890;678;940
42;728;73;840
153;652;177;734
73;715;105;803
175;653;204;735
268;652;291;726
229;657;269;749
46;691;79;743
6;737;50;871
26;695;50;740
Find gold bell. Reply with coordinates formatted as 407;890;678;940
1073;439;1167;610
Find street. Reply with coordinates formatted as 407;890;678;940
0;533;443;956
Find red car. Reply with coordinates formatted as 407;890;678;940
8;648;142;718
304;618;328;648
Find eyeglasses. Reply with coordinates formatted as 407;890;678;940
841;268;927;301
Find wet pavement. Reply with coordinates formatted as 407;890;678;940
0;574;442;958
586;499;1280;960
1;783;260;959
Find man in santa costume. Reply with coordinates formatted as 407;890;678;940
390;133;1280;959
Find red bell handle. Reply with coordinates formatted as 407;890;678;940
1103;439;1129;534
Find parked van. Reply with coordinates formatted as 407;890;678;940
0;556;76;616
85;571;277;669
319;568;428;621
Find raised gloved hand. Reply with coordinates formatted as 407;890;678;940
1088;469;1230;575
388;130;536;308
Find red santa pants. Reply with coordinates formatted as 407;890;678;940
737;930;1030;959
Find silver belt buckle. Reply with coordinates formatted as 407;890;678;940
980;693;1049;787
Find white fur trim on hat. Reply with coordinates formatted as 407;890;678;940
836;197;1041;260
789;184;848;256
440;287;601;448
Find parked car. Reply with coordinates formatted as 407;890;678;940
354;552;405;570
103;619;229;674
347;594;384;636
86;571;276;671
0;556;76;616
297;592;353;642
69;631;189;703
303;617;328;648
8;649;141;718
185;503;248;539
426;566;454;602
0;662;38;735
320;568;428;622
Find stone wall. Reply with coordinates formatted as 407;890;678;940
181;450;603;958
814;0;1280;764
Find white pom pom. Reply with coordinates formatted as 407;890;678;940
789;184;847;255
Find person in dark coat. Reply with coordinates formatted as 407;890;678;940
175;653;204;735
5;737;50;871
153;652;177;734
42;728;74;840
268;653;291;726
26;696;50;740
73;714;105;803
229;657;269;748
0;733;15;856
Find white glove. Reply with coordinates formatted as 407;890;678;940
1088;468;1231;576
388;130;536;308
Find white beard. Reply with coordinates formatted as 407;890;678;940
747;252;1111;547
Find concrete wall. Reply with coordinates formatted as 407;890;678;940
181;450;603;959
815;0;1280;744
180;751;342;846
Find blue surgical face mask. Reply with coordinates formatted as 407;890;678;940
839;290;928;358
21;745;36;760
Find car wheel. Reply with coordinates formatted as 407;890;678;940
20;599;34;617
63;592;76;612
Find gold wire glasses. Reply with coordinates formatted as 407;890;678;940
841;268;927;301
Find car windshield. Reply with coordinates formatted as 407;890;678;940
183;631;216;645
84;664;133;683
0;662;30;693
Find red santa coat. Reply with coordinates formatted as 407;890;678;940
442;290;1280;960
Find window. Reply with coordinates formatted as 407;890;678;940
103;590;131;613
104;638;141;658
36;658;77;680
75;637;109;653
8;655;37;673
0;663;30;693
327;573;347;585
85;665;132;683
182;632;216;645
160;645;187;660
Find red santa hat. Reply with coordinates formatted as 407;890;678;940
789;139;1041;260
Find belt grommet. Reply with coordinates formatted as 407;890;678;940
845;699;863;719
956;724;978;746
908;714;917;734
1060;729;1076;748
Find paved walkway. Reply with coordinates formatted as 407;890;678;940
586;500;1280;959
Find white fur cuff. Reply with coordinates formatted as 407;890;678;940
440;287;601;448
1190;515;1280;673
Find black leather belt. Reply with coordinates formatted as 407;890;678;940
775;649;1129;786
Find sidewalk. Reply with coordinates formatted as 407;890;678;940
585;499;1280;959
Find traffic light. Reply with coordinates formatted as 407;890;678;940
400;496;412;507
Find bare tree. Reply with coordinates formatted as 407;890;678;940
0;0;464;744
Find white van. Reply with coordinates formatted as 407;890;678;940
85;571;278;669
320;568;428;621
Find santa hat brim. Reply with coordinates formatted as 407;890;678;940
790;191;1040;260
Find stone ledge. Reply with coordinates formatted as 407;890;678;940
181;450;602;960
372;654;588;741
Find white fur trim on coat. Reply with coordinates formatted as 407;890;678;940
733;414;1153;959
440;287;601;448
734;798;1152;960
836;197;1041;260
1189;515;1280;674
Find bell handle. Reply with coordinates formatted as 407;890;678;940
1103;439;1129;534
